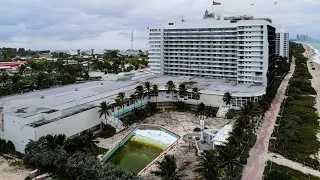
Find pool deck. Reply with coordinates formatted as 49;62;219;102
97;111;233;179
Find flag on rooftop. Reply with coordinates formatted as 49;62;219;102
213;1;221;5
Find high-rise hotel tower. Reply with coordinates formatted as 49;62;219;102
148;11;276;87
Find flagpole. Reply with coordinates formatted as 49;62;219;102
212;4;213;17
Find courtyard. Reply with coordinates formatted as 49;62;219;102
97;110;234;180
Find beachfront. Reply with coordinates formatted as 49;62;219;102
304;44;320;160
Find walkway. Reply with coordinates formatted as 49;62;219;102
242;60;296;180
267;153;320;177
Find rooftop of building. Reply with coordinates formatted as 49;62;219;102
1;71;265;120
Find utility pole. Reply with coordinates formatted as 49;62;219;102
131;29;134;51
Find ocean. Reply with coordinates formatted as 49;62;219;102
299;40;320;64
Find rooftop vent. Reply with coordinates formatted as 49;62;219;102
75;88;78;91
41;96;45;99
101;83;104;85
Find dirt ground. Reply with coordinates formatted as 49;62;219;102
0;156;29;180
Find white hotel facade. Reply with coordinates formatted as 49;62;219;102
148;11;277;87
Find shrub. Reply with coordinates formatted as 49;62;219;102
6;141;15;152
193;127;201;132
96;124;116;138
23;135;141;180
0;138;15;153
205;106;219;117
225;109;237;119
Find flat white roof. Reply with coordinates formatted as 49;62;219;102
212;124;233;146
1;72;265;119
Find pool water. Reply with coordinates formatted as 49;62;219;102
107;129;178;174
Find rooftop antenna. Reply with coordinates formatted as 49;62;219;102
131;29;134;51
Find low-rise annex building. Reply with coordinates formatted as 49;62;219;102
0;70;264;153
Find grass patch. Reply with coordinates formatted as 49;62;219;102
263;161;320;180
9;160;22;167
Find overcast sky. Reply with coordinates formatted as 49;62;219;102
0;0;319;52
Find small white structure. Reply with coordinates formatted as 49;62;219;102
195;124;233;155
212;125;233;148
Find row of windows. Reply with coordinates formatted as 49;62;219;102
164;50;237;53
164;65;237;70
150;45;161;48
150;29;161;32
164;54;237;57
150;33;161;35
164;28;237;32
164;37;237;40
164;70;237;75
164;32;237;36
149;37;161;40
149;41;161;43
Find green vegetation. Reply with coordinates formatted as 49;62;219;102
270;42;320;169
121;102;159;126
23;132;140;180
0;138;15;153
197;101;263;180
0;59;88;96
95;124;116;139
263;161;320;180
223;92;233;108
152;155;185;180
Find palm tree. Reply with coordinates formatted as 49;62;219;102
82;130;98;152
18;64;27;76
135;85;144;107
166;80;176;101
196;150;220;180
239;101;263;130
144;81;152;101
98;101;112;130
217;145;241;177
152;84;159;104
129;93;137;109
192;87;200;105
116;92;126;117
223;92;233;108
42;134;66;150
178;84;187;102
152;155;185;180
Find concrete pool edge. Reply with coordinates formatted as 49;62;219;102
102;124;180;175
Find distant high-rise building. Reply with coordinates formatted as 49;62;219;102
148;11;276;87
276;26;289;58
91;49;94;55
77;49;81;55
296;34;300;40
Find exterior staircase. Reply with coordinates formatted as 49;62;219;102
216;106;229;118
102;117;125;132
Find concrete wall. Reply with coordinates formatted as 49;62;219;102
0;114;35;153
34;107;101;139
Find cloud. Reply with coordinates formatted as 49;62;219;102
0;0;319;50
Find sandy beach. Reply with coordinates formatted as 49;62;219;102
303;44;320;161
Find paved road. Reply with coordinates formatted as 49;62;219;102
242;60;296;180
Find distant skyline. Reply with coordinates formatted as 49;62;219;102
0;0;319;51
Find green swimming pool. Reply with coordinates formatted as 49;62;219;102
105;127;178;174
